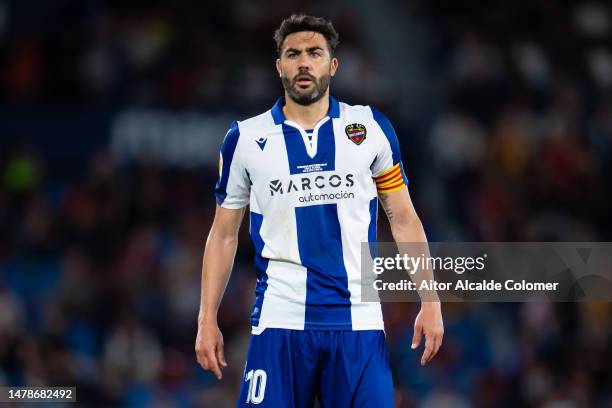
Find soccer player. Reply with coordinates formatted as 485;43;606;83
195;14;444;407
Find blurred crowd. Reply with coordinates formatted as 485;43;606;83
1;0;611;407
0;0;376;111
419;1;612;242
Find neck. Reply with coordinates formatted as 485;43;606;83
282;91;330;129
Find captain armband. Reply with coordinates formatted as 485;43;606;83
374;163;407;193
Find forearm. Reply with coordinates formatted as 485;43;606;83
389;213;427;245
390;214;439;302
198;232;239;325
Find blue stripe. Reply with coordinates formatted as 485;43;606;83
295;204;352;330
370;107;400;163
328;95;340;118
399;161;409;185
371;106;409;185
271;97;285;125
214;121;240;205
249;211;269;326
283;119;335;175
368;197;378;258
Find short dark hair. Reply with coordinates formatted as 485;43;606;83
274;14;340;56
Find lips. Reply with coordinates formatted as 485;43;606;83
295;75;314;86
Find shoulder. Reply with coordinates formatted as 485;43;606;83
222;109;276;153
338;101;375;120
367;105;397;142
235;110;277;135
369;105;393;126
339;102;394;128
338;102;396;143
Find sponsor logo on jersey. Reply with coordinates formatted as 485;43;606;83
269;173;355;196
345;123;367;145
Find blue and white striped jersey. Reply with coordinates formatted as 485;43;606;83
215;96;408;331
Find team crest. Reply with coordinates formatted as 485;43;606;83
345;123;367;145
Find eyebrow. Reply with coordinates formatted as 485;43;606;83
284;46;325;54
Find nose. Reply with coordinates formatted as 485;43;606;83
297;54;312;72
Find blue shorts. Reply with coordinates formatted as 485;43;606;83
237;329;393;408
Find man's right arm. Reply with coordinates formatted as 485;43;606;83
195;204;246;380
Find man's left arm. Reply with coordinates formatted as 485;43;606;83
378;187;444;366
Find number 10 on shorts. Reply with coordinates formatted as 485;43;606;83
244;369;267;404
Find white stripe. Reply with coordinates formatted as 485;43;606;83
257;260;307;329
333;118;384;330
337;199;384;330
255;131;307;328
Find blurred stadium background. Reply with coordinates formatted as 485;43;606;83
0;0;611;406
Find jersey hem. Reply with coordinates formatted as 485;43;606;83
217;201;249;209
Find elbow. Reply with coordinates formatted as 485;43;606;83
206;228;239;248
219;234;239;247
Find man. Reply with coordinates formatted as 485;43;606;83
196;14;443;407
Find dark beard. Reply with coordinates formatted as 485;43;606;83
282;72;331;106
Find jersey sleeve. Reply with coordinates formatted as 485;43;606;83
369;106;409;193
214;121;250;208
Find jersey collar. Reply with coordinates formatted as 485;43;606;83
271;95;340;125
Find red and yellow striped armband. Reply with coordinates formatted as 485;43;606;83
374;163;407;193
